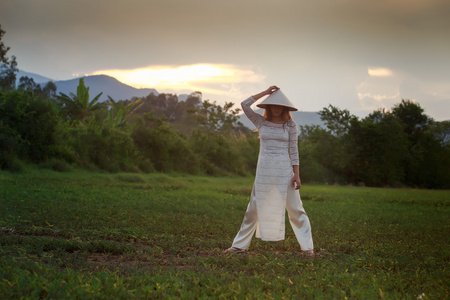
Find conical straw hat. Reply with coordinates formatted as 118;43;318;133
256;90;298;111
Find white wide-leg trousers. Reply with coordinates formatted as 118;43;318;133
231;184;314;251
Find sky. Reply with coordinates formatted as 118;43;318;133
1;0;450;120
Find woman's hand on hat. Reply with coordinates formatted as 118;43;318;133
252;85;280;100
266;85;279;95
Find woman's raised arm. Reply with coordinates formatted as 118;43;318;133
252;85;279;101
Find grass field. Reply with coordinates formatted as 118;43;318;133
0;169;449;299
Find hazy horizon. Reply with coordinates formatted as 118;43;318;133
2;0;449;120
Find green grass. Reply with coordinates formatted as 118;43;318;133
0;169;448;299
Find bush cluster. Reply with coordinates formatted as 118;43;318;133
298;103;450;188
1;87;449;188
0;90;58;168
0;89;258;176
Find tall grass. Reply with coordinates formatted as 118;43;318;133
0;169;448;298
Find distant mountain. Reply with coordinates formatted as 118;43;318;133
16;71;159;102
15;70;324;128
17;70;53;85
239;108;324;130
54;75;159;102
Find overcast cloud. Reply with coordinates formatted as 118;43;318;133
1;0;449;120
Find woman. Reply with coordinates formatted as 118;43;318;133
225;86;314;255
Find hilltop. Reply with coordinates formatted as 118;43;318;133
17;71;158;102
16;70;324;128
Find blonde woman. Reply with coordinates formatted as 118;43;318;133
225;86;314;255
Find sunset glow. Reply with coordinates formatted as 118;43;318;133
4;0;449;120
368;67;393;77
92;64;264;94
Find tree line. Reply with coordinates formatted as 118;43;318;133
0;76;256;175
299;103;449;188
1;25;449;188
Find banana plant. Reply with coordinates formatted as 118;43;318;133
105;96;143;127
107;107;125;127
56;78;104;124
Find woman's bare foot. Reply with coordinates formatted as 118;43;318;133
224;247;246;253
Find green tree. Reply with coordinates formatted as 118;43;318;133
17;76;42;96
61;118;145;172
42;81;57;99
319;104;356;137
429;121;450;188
185;91;202;108
299;124;348;184
0;90;59;167
131;112;198;173
298;125;330;183
106;96;143;127
187;100;242;133
313;105;358;182
392;100;431;139
0;25;18;91
430;120;450;146
56;78;104;124
184;100;246;174
391;100;437;186
347;111;408;186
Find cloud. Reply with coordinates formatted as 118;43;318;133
357;92;400;102
368;67;393;77
355;70;450;120
92;64;266;95
2;0;449;120
355;71;403;113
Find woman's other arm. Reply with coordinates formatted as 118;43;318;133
292;165;301;190
289;122;301;189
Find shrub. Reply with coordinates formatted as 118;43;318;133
63;120;144;172
298;140;327;184
187;129;248;175
131;113;199;173
39;158;73;172
1;157;25;172
0;90;59;165
233;131;259;175
0;120;21;169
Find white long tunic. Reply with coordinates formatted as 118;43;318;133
241;96;300;241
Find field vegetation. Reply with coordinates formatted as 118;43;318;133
1;24;449;298
1;170;449;298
